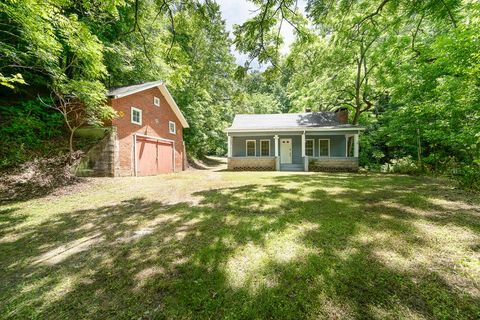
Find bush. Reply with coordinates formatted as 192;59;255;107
381;156;420;174
0;99;66;170
454;164;480;192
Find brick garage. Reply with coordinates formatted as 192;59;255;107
110;83;188;176
73;80;190;177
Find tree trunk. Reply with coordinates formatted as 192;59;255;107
68;129;75;163
352;110;361;125
417;128;423;170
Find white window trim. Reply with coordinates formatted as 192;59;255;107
260;139;270;157
345;134;355;157
246;140;256;157
319;139;330;157
153;96;160;107
305;139;315;157
131;107;142;125
169;121;176;134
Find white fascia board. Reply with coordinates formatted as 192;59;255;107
224;127;365;133
109;80;165;99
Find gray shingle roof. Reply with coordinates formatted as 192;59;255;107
228;112;359;130
107;80;164;98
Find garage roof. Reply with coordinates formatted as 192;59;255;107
108;81;189;128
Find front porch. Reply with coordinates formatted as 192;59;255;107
227;131;360;172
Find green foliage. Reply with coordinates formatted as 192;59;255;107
164;2;238;157
0;99;65;169
248;92;282;114
380;156;419;175
454;164;480;192
1;0;115;156
234;73;286;115
0;73;25;88
54;80;115;126
362;9;480;173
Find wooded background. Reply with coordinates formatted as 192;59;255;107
1;0;478;188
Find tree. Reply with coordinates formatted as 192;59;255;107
164;2;238;156
235;0;478;172
1;0;117;155
47;81;115;156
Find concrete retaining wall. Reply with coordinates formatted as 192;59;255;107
228;157;276;171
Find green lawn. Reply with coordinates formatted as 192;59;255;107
1;169;479;319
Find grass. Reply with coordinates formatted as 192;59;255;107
1;169;479;319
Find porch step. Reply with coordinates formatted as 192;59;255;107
280;163;304;172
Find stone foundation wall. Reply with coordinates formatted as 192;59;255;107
228;157;276;171
76;128;119;177
309;158;359;172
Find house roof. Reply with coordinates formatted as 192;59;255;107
107;81;189;128
226;112;364;133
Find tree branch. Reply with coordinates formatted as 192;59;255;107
411;12;424;56
355;0;391;28
439;0;457;28
165;6;176;59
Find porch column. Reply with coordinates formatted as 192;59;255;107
301;131;305;157
274;135;279;156
274;135;280;171
227;135;232;157
354;133;359;158
345;134;349;157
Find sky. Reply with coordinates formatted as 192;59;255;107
216;0;306;69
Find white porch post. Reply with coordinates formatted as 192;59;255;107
274;135;280;171
274;135;279;156
227;135;232;157
354;133;359;158
301;131;306;157
345;134;348;157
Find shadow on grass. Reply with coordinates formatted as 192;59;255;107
0;207;24;235
1;174;479;319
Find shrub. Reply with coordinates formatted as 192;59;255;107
381;156;419;174
454;164;480;192
0;99;66;170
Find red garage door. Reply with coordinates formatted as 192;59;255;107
135;136;174;176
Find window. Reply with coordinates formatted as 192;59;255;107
305;139;314;157
153;96;160;107
246;140;256;157
169;121;176;134
131;107;142;125
319;139;330;157
260;140;270;156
